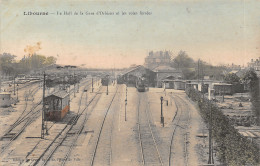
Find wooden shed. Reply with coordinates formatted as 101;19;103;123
44;91;70;121
0;92;11;107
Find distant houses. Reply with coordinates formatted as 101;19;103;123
248;57;260;71
118;51;260;98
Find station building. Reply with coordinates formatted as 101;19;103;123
0;92;11;107
118;65;156;87
152;65;182;88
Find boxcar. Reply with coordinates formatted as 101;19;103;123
0;92;11;107
101;75;110;86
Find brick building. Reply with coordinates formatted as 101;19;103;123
153;65;182;87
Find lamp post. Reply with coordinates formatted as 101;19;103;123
125;84;128;121
160;96;164;127
125;99;127;121
208;101;214;164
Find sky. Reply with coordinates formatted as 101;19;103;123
0;0;260;68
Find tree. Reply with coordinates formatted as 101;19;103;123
242;69;258;90
44;56;57;66
224;73;240;84
0;53;17;76
172;50;195;69
170;51;196;79
242;69;260;126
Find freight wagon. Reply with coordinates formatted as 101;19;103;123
44;91;70;121
101;75;111;86
0;92;11;107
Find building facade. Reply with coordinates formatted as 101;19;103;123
144;51;172;69
248;58;260;71
153;65;182;87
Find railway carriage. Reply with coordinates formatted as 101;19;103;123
44;91;70;121
101;75;111;86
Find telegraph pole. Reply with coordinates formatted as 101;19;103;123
41;72;46;139
106;77;109;95
208;102;214;164
13;76;16;95
202;60;205;99
74;72;76;97
92;77;94;93
16;84;19;101
198;59;200;86
125;83;128;121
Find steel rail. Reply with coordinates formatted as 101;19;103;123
90;86;119;166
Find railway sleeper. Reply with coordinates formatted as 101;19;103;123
1;133;16;140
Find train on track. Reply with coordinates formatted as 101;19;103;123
136;77;148;92
101;75;111;86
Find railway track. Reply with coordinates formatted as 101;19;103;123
90;86;119;166
52;86;103;166
168;94;191;166
1;85;41;134
137;93;163;166
20;80;100;166
0;86;42;154
0;79;92;155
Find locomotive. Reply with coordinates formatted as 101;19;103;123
136;77;147;92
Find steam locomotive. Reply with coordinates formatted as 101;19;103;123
136;77;147;92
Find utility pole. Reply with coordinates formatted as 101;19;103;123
160;96;164;127
198;59;200;87
106;76;109;95
16;84;19;101
221;86;225;102
202;60;205;99
92;77;94;93
13;76;16;95
125;84;128;121
41;72;46;139
74;72;76;97
77;80;79;93
208;102;214;164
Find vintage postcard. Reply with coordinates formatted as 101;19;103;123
0;0;259;166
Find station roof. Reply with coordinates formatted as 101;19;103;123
152;65;180;72
120;65;145;75
46;91;68;99
213;83;232;86
0;92;11;95
162;79;185;82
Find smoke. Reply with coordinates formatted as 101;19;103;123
24;42;41;56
